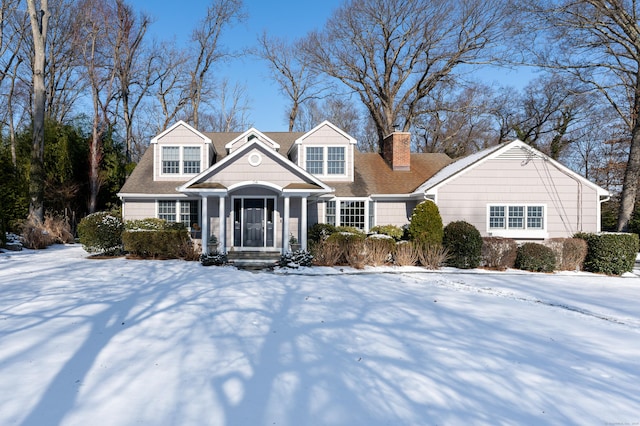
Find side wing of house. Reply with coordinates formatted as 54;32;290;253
421;141;610;239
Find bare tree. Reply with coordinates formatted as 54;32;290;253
153;41;191;131
257;32;325;131
518;1;640;230
26;0;50;222
199;78;250;132
189;0;244;129
302;0;508;151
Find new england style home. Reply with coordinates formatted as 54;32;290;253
118;120;610;255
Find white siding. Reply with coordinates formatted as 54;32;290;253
122;200;156;221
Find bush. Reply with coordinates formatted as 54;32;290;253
122;218;193;260
369;224;404;241
311;239;342;266
416;243;449;269
77;211;124;255
308;223;337;243
576;232;639;275
547;238;588;271
364;235;395;266
201;252;228;266
481;237;517;270
278;250;314;268
515;242;556;273
394;240;419;266
408;200;443;247
443;221;482;269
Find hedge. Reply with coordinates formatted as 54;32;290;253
576;232;639;276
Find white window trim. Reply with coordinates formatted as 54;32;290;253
486;203;548;239
305;145;347;177
160;145;203;177
326;198;372;231
156;199;200;231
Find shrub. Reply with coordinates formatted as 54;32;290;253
278;250;314;268
77;211;124;255
481;237;517;270
311;239;342;266
576;232;639;275
43;213;74;244
364;235;395;266
443;221;482;269
394;240;419;266
200;252;228;266
408;200;443;246
515;242;556;273
18;215;56;249
344;237;366;269
308;223;337;243
547;238;588;271
417;243;449;269
369;224;404;241
123;228;191;259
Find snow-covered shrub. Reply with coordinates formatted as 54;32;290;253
576;232;638;275
278;250;313;268
327;231;366;268
481;237;517;270
369;224;404;241
417;243;449;269
308;223;337;243
364;235;395;266
515;242;556;273
200;252;228;266
311;239;342;266
394;240;418;266
408;200;443;247
443;221;482;269
78;211;124;255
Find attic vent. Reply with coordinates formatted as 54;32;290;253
497;146;534;160
247;134;257;142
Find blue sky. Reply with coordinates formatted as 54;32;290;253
128;0;344;131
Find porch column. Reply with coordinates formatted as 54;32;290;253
301;196;308;251
283;196;290;253
201;196;209;255
218;195;226;253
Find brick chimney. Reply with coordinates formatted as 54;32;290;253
382;131;411;171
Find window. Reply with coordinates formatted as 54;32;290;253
489;205;544;231
325;199;370;230
158;200;176;222
327;147;345;174
162;147;180;174
183;147;201;174
180;200;199;229
306;147;324;174
305;146;346;176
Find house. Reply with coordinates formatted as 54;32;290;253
117;120;610;255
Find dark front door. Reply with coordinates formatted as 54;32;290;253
243;199;264;247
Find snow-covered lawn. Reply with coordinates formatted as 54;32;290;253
0;245;638;426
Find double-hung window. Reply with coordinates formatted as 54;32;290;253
158;200;200;231
325;199;370;230
305;146;346;176
327;147;345;174
161;146;201;175
489;204;545;233
306;147;324;174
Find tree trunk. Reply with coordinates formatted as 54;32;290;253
26;0;50;222
617;77;640;231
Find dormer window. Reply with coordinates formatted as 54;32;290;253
161;146;201;175
305;146;346;176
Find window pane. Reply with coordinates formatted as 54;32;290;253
183;147;201;174
340;200;365;229
158;201;176;222
489;206;504;229
180;200;199;229
327;147;345;175
508;206;524;229
326;200;336;226
527;206;544;229
162;147;180;174
306;147;324;174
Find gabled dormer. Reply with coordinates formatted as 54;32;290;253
289;120;357;182
151;121;214;182
225;128;280;155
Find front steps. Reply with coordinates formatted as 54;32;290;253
227;250;281;270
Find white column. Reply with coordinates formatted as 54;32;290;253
201;196;209;255
301;196;308;251
283;196;290;253
219;195;226;253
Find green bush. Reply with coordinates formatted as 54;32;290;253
515;242;556;273
443;221;482;269
576;232;639;275
122;228;191;259
308;223;337;243
369;224;404;241
77;211;124;255
408;200;443;247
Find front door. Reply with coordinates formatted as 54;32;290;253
243;199;264;247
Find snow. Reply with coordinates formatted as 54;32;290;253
1;245;639;426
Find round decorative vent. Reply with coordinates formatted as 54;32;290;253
248;152;262;167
